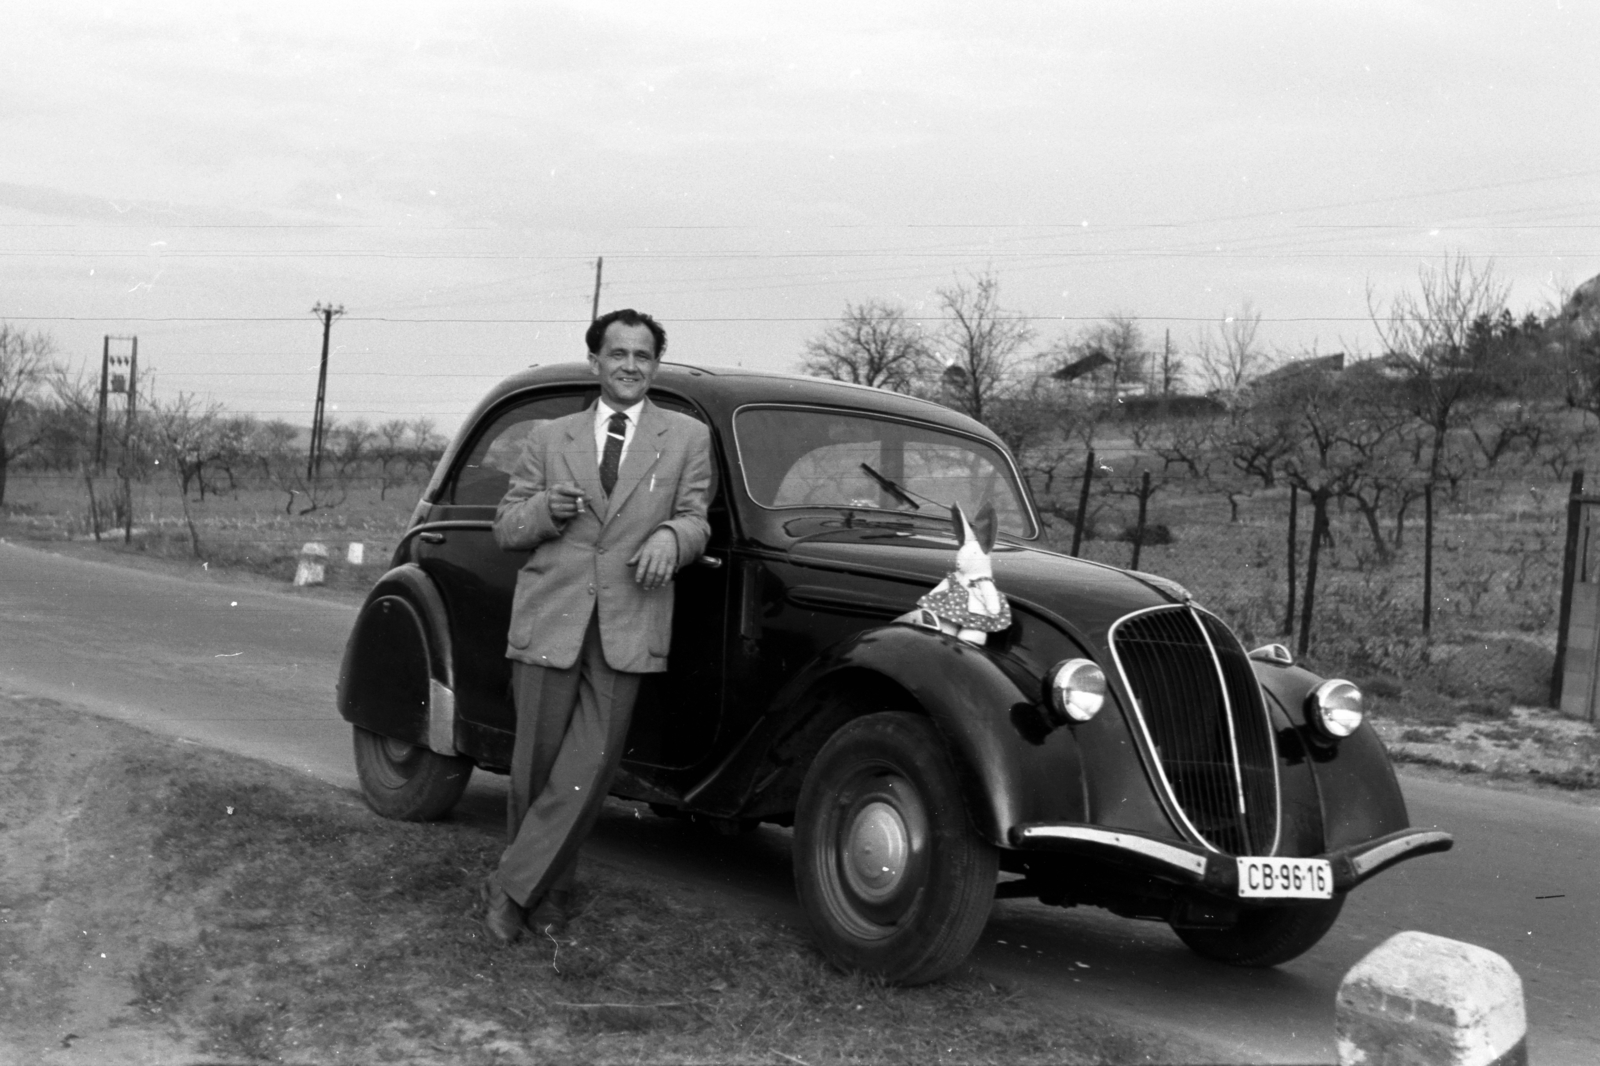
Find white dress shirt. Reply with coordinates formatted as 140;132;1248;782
594;398;645;470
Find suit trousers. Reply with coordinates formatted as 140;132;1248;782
492;610;640;908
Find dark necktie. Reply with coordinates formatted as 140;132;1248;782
599;411;627;495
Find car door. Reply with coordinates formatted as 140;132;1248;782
414;387;731;777
618;392;733;780
411;388;593;748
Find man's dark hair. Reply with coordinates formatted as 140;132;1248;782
587;309;667;359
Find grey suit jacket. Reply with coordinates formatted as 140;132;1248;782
493;397;713;673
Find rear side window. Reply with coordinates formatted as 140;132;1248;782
447;391;591;506
445;388;711;507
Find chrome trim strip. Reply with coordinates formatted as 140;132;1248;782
1191;605;1249;820
427;678;457;756
1350;830;1453;877
1199;607;1284;856
1014;825;1209;877
1106;604;1224;854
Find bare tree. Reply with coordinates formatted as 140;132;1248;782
45;365;111;538
1195;301;1267;405
373;418;410;499
0;323;58;506
934;272;1033;425
406;417;445;479
325;418;376;493
147;392;223;557
1266;366;1407;649
1369;256;1514;483
984;358;1070;478
203;414;260;497
800;300;935;392
250;419;310;513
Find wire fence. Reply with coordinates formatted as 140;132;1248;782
1028;461;1570;706
0;463;1575;706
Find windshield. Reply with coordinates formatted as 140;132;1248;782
733;405;1035;537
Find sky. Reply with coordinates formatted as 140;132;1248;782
4;0;1598;435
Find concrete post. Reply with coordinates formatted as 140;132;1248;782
293;542;329;587
1337;931;1526;1066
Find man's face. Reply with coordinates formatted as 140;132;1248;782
588;322;660;409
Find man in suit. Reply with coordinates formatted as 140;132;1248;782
484;308;712;944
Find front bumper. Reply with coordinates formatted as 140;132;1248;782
1008;823;1453;896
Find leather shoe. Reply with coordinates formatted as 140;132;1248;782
526;889;572;936
482;879;524;945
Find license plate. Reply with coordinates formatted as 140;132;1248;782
1236;857;1333;899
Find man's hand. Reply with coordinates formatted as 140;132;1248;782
546;482;590;522
629;528;679;590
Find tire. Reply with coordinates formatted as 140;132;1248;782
1171;894;1346;967
352;726;473;821
793;711;998;985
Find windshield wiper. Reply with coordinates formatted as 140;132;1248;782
859;463;920;511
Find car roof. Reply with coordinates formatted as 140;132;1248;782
469;361;1000;442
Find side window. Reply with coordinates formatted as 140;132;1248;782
649;392;707;424
447;391;593;506
650;391;722;511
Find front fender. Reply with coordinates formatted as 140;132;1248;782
336;563;459;756
1253;659;1411;849
731;624;1096;848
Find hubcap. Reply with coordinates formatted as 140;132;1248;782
843;800;910;904
381;735;417;764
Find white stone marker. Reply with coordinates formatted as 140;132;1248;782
346;541;365;566
293;541;329;586
1337;930;1526;1066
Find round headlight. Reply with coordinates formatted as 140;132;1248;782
1308;679;1363;739
1049;659;1106;724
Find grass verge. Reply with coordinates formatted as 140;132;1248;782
0;692;1174;1065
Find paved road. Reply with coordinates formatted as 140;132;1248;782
3;540;1596;1064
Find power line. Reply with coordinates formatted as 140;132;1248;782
5;248;1595;260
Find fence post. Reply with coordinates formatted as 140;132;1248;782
1422;482;1434;638
1297;493;1326;660
1130;470;1151;571
1551;469;1586;708
1283;484;1298;637
1070;449;1095;558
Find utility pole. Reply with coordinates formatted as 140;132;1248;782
307;303;344;484
590;257;604;322
96;336;110;472
97;335;137;473
123;335;137;544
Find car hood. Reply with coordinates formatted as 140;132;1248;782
784;526;1173;643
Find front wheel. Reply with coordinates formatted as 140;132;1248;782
1170;895;1346;967
794;711;998;985
352;727;472;821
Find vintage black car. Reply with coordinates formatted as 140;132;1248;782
338;361;1452;984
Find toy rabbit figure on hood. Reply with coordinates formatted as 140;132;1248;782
900;502;1012;645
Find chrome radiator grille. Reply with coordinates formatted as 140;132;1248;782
1109;607;1279;855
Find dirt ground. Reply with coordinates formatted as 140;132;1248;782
0;691;1184;1066
0;692;207;1066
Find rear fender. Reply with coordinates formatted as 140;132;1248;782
337;564;459;756
1253;660;1410;848
720;624;1090;847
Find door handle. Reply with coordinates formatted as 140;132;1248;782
696;554;723;569
417;532;446;544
